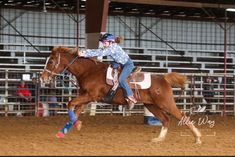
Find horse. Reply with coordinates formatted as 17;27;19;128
40;46;202;144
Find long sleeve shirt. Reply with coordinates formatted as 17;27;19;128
17;85;31;97
83;43;130;65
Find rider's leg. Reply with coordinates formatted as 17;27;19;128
103;68;119;103
119;61;137;104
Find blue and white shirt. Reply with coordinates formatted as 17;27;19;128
83;43;130;65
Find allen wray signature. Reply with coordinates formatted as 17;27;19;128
178;115;215;128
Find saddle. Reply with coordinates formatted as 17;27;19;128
103;65;151;104
106;65;151;90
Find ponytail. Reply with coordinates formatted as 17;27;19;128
115;36;124;44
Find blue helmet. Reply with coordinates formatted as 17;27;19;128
99;33;115;42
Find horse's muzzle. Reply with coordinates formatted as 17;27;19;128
40;73;51;85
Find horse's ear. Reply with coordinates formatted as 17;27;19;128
51;46;58;54
70;47;80;55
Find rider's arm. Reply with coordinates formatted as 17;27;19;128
79;45;116;58
85;47;114;58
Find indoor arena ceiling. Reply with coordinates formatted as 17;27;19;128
0;0;235;22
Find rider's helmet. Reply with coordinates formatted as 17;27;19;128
99;33;115;42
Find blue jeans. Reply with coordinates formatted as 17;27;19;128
119;59;134;97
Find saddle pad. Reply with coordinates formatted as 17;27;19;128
129;73;151;89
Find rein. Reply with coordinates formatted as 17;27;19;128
61;55;79;74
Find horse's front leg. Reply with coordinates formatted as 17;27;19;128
72;104;86;131
56;93;92;138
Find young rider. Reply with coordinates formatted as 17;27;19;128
78;33;137;108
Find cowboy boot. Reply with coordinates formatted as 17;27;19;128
128;95;137;104
124;98;135;110
126;95;137;110
103;89;117;103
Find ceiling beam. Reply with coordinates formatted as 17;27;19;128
110;0;235;9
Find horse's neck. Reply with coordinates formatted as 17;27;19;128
68;58;105;79
79;58;101;69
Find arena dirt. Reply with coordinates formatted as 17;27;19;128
0;114;234;156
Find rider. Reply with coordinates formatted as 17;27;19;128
78;33;137;107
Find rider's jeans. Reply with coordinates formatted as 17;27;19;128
119;59;134;97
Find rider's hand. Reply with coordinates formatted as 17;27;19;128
78;50;85;57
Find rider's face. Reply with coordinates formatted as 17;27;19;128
102;41;111;48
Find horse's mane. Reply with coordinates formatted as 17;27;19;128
52;46;73;55
52;46;108;67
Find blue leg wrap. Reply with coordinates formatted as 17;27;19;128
68;109;77;123
59;110;77;135
60;121;73;134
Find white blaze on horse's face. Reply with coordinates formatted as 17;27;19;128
40;53;61;84
40;70;51;84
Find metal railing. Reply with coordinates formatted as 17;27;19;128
0;69;234;117
0;43;235;116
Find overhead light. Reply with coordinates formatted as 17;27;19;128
145;12;155;15
27;1;34;4
226;8;235;12
115;7;122;10
131;8;138;11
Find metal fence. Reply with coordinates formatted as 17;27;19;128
0;69;234;117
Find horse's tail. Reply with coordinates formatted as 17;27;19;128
164;72;188;89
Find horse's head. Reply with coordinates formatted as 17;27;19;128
40;46;78;84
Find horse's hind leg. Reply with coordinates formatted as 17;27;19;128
161;98;202;144
145;104;170;142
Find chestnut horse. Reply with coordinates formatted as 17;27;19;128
40;46;202;144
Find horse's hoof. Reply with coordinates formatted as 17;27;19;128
151;137;164;143
56;132;65;138
74;120;82;131
195;138;202;144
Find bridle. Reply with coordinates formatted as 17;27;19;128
44;48;79;79
44;53;61;76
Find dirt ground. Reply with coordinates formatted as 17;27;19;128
0;114;235;156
